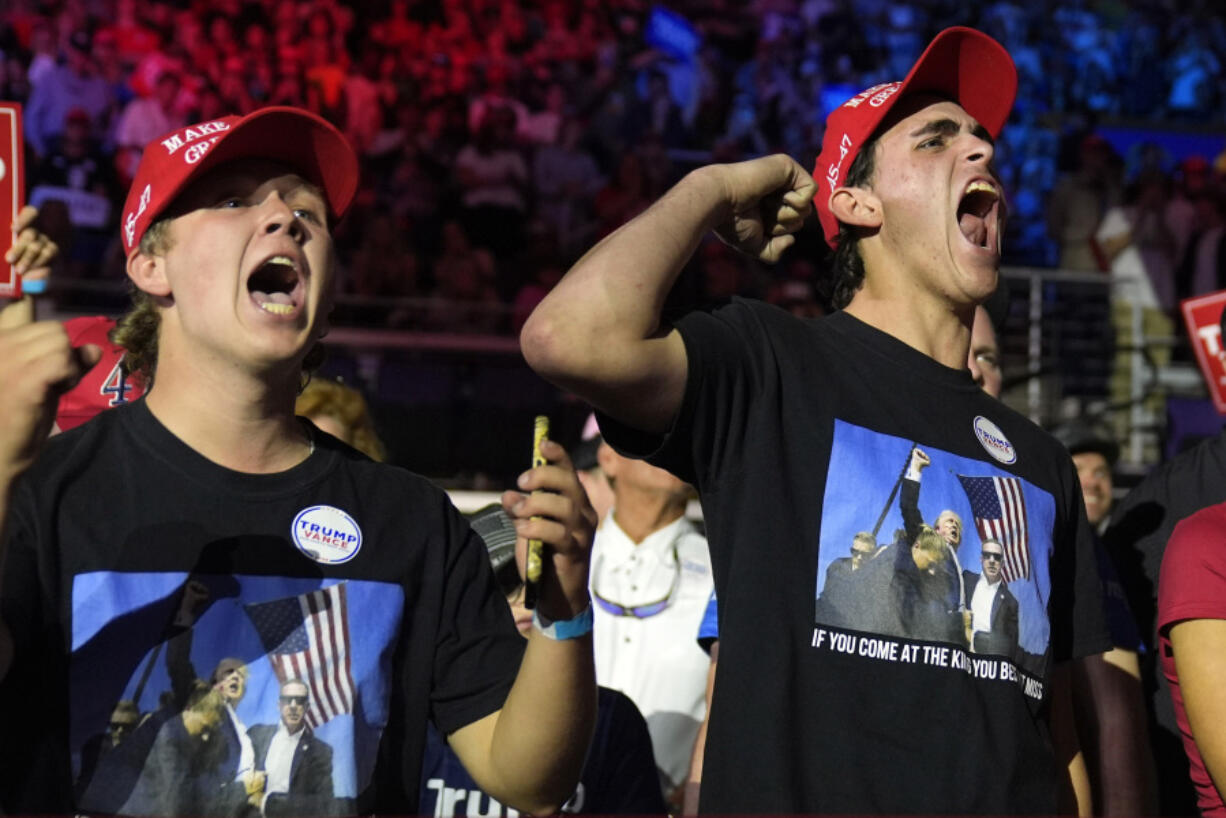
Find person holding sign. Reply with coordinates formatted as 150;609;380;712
0;107;597;817
522;26;1109;814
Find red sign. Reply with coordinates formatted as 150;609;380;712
0;102;24;299
1181;290;1226;414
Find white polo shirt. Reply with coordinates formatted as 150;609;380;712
590;512;714;794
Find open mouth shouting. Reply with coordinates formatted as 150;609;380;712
956;179;1001;252
248;254;304;316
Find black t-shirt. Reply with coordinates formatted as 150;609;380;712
0;399;525;816
420;686;668;816
602;301;1110;814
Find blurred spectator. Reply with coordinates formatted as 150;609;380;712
531;115;604;258
696;239;751;302
1174;188;1226;303
266;57;306;109
425;220;502;334
1168;155;1215;270
343;48;384;156
0;50;32;106
1047;134;1125;272
630;70;688;149
1051;421;1158;816
345;211;422;329
511;220;566;335
216;56;255;114
520;80;569;147
303;37;347;123
466;61;528;137
24;29;112;159
594;153;652;240
31;106;115;208
766;255;825;319
590;441;713;811
23;18;57;88
113;71;184;185
96;0;160;70
454;105;529;262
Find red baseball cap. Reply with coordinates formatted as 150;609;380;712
120;106;359;255
813;27;1017;248
55;316;147;431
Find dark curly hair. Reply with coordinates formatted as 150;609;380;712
828;135;880;310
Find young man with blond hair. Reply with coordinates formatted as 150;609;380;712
0;108;597;816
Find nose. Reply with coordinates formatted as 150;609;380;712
963;131;996;168
259;191;306;243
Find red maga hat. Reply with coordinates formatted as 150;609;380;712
812;26;1017;249
119;106;359;255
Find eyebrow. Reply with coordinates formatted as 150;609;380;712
910;118;995;147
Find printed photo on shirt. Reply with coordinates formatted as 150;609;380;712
68;572;403;816
813;419;1055;680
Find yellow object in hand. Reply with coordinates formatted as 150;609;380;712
524;415;548;608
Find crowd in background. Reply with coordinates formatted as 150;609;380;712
3;0;1226;335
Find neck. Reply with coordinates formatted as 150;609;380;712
145;345;310;474
845;248;989;370
611;489;687;544
845;285;974;370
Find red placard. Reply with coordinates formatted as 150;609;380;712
1181;289;1226;414
0;102;24;299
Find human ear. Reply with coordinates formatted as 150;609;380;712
828;186;882;232
125;250;171;297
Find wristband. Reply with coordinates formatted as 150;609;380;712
532;603;593;640
22;279;46;294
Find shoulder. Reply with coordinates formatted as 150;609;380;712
1166;502;1226;561
1120;432;1226;510
675;296;820;343
303;730;333;757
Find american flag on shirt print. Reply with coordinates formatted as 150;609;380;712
244;582;355;728
956;474;1031;582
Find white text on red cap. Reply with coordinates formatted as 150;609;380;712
160;120;230;157
123;183;152;247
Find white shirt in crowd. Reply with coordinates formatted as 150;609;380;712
589;511;713;795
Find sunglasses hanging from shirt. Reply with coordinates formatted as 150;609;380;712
591;544;681;619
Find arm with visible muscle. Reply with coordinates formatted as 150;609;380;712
520;155;816;436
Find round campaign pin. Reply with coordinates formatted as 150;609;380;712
973;416;1017;465
291;505;363;564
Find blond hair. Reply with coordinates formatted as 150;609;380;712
296;378;387;461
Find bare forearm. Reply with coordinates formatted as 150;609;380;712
478;633;597;813
521;168;728;433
